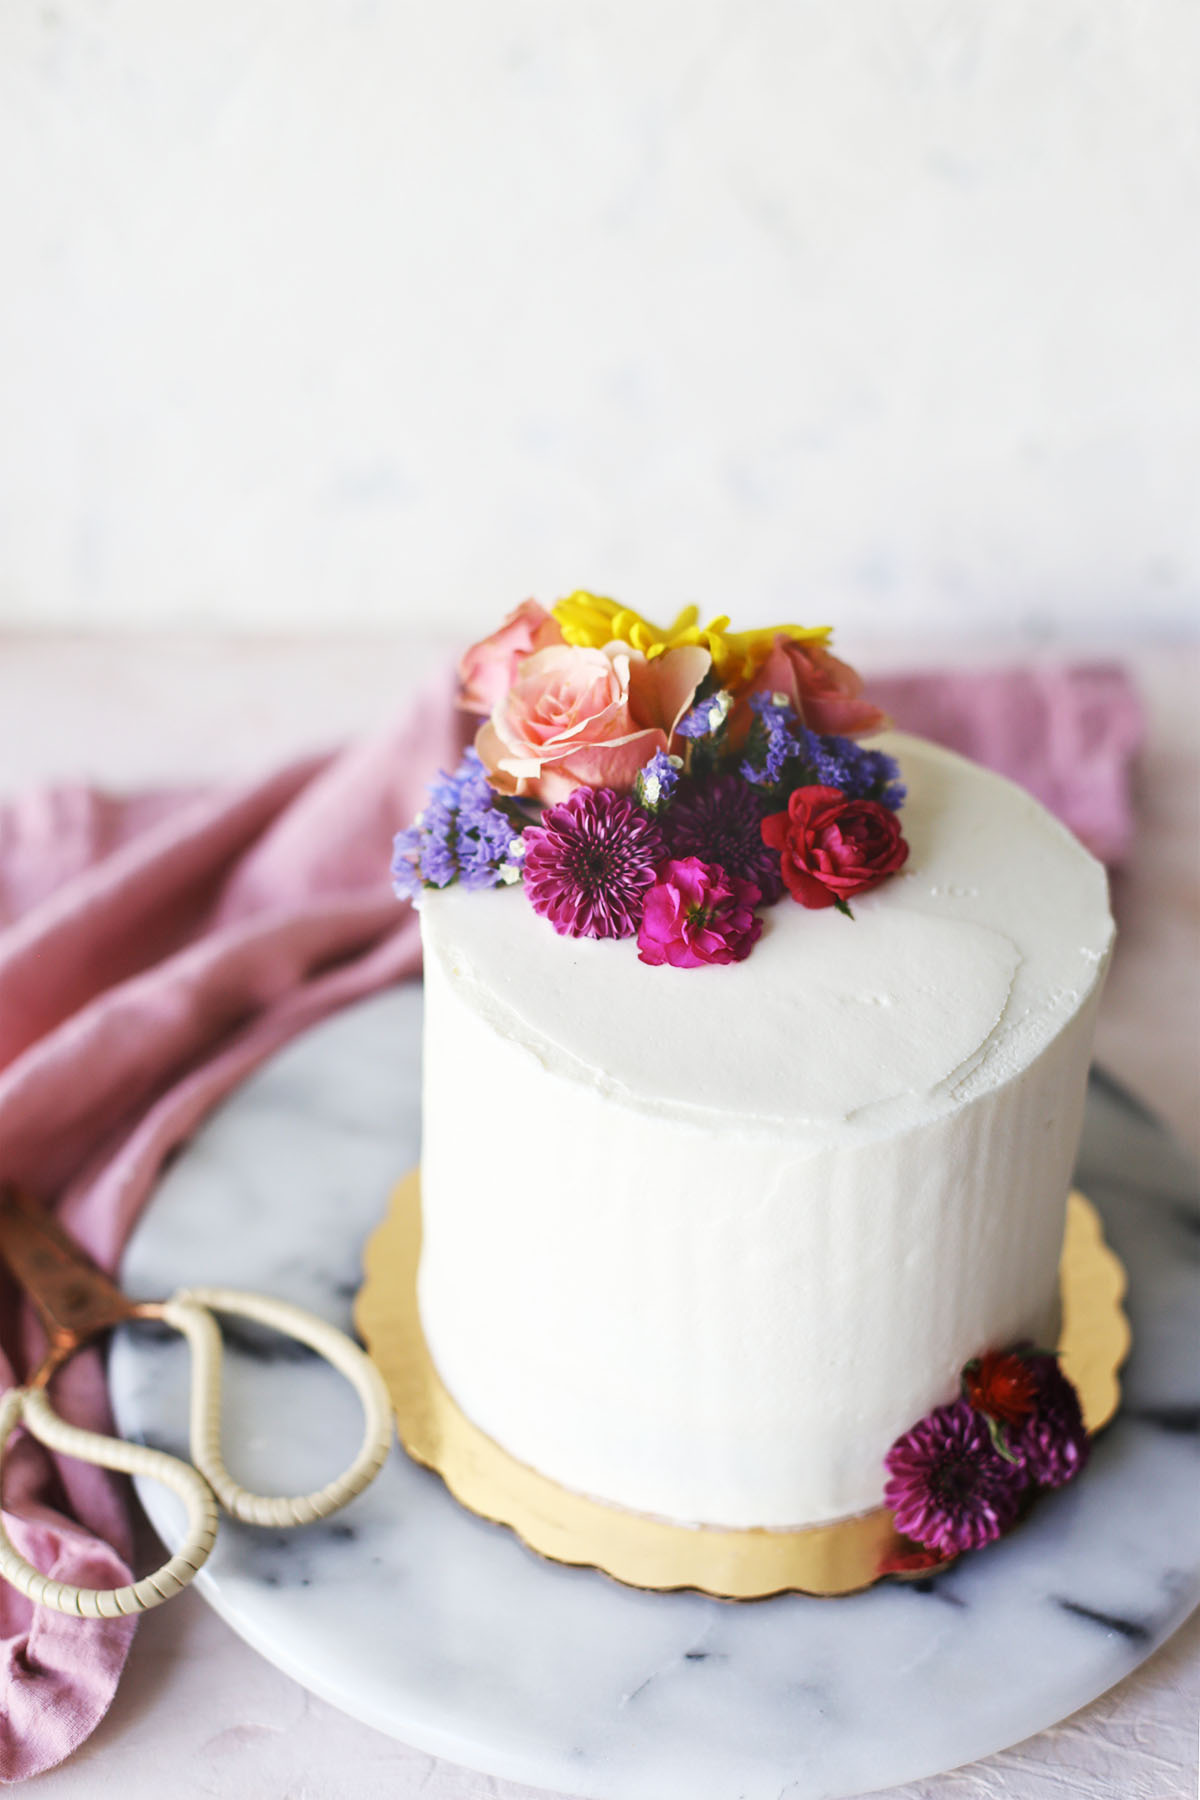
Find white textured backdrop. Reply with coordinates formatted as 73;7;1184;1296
2;1;1199;639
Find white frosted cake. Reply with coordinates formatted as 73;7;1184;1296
415;731;1113;1531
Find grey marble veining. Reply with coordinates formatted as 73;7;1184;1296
110;988;1200;1800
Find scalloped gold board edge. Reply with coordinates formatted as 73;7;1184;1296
356;1180;1129;1600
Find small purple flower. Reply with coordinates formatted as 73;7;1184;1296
884;1400;1030;1556
801;730;906;810
1009;1357;1090;1489
740;690;805;788
391;748;524;900
635;750;683;816
390;824;426;901
522;786;665;939
676;688;734;741
739;695;905;810
663;773;784;904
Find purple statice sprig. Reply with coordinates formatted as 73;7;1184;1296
676;684;736;779
676;687;734;742
800;730;906;811
391;748;527;902
739;690;805;790
740;692;905;812
634;750;684;817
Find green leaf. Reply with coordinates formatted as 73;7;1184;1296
986;1413;1021;1465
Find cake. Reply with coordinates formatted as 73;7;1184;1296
395;596;1114;1547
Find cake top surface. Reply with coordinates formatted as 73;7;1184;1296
420;732;1113;1140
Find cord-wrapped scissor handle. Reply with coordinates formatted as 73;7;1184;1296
162;1286;394;1528
0;1287;394;1615
0;1386;220;1616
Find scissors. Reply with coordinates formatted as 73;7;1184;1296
0;1183;394;1619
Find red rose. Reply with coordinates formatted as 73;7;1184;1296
760;785;909;910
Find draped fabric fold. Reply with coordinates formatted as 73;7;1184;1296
0;676;467;1783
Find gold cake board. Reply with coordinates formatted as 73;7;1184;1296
356;1177;1130;1600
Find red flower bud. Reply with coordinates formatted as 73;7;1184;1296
963;1350;1039;1428
877;1539;950;1578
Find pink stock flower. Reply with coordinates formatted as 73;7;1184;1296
752;635;888;739
475;642;708;805
637;857;763;968
457;600;564;715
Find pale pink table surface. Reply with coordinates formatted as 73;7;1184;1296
1;633;1196;1800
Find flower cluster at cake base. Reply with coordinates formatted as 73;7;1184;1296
391;592;911;966
880;1346;1089;1571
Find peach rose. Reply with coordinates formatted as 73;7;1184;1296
752;635;888;739
476;642;708;804
627;643;712;741
458;600;564;715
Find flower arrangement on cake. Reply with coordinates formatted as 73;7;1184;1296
387;592;1105;1582
392;592;910;966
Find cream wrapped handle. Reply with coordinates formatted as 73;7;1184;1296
0;1289;393;1615
162;1286;394;1528
0;1385;220;1617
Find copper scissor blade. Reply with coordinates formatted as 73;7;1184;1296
0;1184;143;1367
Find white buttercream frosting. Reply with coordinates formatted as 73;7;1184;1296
416;734;1113;1529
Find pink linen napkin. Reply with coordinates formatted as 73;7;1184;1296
0;661;1142;1783
869;663;1143;866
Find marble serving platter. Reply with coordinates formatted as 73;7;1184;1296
110;988;1200;1800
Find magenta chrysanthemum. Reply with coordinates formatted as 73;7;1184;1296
522;786;665;938
883;1399;1029;1556
1009;1357;1090;1488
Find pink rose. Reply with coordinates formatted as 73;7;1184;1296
458;600;564;715
476;644;661;803
637;857;763;968
475;643;709;804
752;636;888;739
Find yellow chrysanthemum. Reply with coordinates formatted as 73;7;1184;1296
552;591;830;688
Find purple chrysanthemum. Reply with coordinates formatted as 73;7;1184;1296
522;786;665;938
884;1399;1030;1556
1009;1357;1090;1488
391;748;524;900
663;774;784;904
